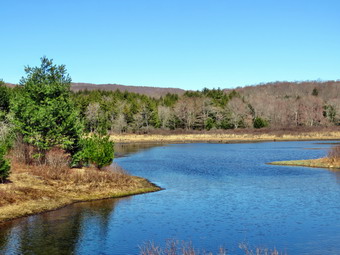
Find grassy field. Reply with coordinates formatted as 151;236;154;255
110;129;340;144
0;161;160;223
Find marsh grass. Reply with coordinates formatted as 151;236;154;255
328;145;340;162
139;240;286;255
0;147;160;222
110;127;340;144
140;240;226;255
270;144;340;170
239;243;286;255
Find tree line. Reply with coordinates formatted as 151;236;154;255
71;81;340;135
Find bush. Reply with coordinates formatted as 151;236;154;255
0;121;13;182
0;143;10;183
253;117;269;129
73;135;114;169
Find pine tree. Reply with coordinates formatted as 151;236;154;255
11;57;83;163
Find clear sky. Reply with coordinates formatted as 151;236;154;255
1;0;339;90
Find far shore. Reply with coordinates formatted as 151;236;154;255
110;130;340;144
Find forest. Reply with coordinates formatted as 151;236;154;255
2;79;340;136
72;81;340;134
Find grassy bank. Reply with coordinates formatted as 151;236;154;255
110;129;340;144
270;144;340;170
0;162;160;223
269;158;340;170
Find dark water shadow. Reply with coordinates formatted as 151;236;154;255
114;143;166;158
0;197;129;255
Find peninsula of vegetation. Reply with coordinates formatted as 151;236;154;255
269;145;340;170
0;58;160;223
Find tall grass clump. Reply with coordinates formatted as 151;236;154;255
139;240;287;255
140;240;226;255
239;243;286;255
328;145;340;162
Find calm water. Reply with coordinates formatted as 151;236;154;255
1;141;340;255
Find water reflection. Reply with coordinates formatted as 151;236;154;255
114;143;165;158
0;198;128;255
1;141;340;255
330;170;340;185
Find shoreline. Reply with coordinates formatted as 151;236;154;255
2;131;339;224
0;164;161;224
110;131;340;144
0;181;161;224
268;158;340;170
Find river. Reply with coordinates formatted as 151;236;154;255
1;141;340;254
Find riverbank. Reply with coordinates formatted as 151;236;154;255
269;158;340;170
110;129;340;143
0;162;161;223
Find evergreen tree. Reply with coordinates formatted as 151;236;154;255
11;57;83;162
0;142;10;183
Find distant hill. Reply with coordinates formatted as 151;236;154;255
4;82;185;98
4;83;16;88
227;80;340;101
5;80;339;100
71;83;185;98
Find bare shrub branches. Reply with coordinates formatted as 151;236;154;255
328;145;340;162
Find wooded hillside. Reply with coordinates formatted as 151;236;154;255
3;80;340;133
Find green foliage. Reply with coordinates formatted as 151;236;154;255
0;81;11;114
0;81;11;121
205;118;215;130
312;88;319;96
184;90;202;98
253;117;269;129
161;93;179;107
74;135;114;169
323;104;338;124
10;57;83;158
228;90;240;99
0;142;10;183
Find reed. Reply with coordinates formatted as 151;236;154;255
139;240;286;255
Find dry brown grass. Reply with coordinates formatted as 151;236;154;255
328;145;340;162
269;157;340;169
270;145;340;170
0;152;160;223
110;128;340;144
139;240;286;255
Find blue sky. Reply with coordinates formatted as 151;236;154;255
1;0;339;90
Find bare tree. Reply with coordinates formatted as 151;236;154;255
174;97;199;130
85;102;101;132
111;113;127;133
158;105;172;129
227;97;252;128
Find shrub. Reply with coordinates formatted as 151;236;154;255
0;143;10;183
253;117;269;129
46;147;71;168
73;135;114;169
0;121;13;182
